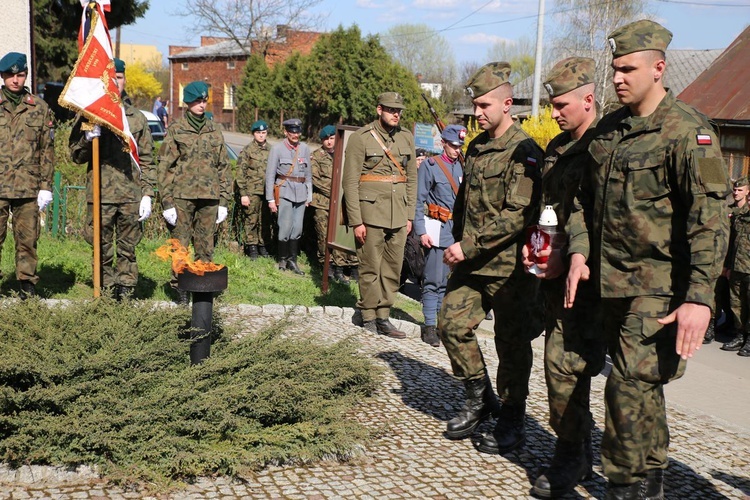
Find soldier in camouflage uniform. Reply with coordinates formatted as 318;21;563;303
342;92;417;338
70;58;156;300
158;81;231;304
436;62;544;455
566;21;730;499
721;177;750;355
312;124;357;283
236;120;272;259
0;52;54;299
519;57;606;498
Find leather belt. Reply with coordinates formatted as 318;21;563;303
278;175;306;182
427;203;452;222
360;174;407;183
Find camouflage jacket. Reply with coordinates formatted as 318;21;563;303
342;120;417;229
725;203;750;273
582;90;729;306
69;104;156;204
0;90;54;199
453;122;543;277
311;147;334;210
235;140;269;197
157;116;231;209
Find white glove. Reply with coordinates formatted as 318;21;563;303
37;190;53;211
84;125;101;141
163;207;177;226
138;196;152;221
216;206;228;224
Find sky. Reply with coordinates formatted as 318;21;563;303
121;0;750;67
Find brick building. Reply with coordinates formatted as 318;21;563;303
168;25;320;130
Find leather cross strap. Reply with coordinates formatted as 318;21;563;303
369;128;407;177
433;156;459;195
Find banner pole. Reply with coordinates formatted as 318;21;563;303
92;136;102;298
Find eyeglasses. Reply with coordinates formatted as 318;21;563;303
381;106;403;115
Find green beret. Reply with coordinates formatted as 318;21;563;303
183;81;209;104
377;92;405;110
607;20;672;58
251;120;268;132
114;58;126;73
543;57;596;97
465;61;511;99
319;125;336;139
0;52;27;74
734;177;749;188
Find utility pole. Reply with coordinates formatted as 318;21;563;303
531;0;545;117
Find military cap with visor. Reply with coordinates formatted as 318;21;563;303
283;118;302;133
607;20;673;58
441;124;467;147
114;58;126;73
0;52;27;74
543;57;596;97
251;120;268;132
319;124;336;139
734;176;749;189
183;81;209;104
377;92;406;110
464;61;511;99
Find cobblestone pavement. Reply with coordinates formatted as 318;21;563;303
1;302;748;499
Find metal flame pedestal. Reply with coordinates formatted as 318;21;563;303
177;267;228;365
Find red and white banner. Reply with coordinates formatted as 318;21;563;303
59;0;139;168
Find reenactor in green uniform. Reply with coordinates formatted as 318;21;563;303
566;21;730;499
312;124;358;283
342;92;417;338
158;81;231;304
0;52;54;298
520;57;605;498
437;62;544;455
236;120;272;259
721;177;750;355
70;58;156;300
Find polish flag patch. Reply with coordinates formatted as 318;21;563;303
696;134;712;146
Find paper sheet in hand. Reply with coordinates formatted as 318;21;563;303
424;216;442;245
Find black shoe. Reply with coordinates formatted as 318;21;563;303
739;343;750;357
703;318;715;344
333;265;350;284
258;245;269;257
362;319;378;334
244;244;259;260
116;285;135;301
176;289;190;306
19;280;36;300
375;318;406;338
446;375;500;440
352;309;364;327
532;439;592;498
475;402;526;454
645;469;664;500
721;332;746;351
421;325;440;347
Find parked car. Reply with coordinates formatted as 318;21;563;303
140;110;166;142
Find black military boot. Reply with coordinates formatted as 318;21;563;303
348;265;359;282
721;331;746;351
532;438;593;498
445;375;501;439
286;239;305;275
475;402;526;454
421;325;440;347
116;285;135;301
604;481;646;500
277;240;288;271
333;265;349;284
244;244;259;260
739;342;750;357
19;280;36;300
703;317;715;344
644;469;664;500
258;245;269;257
176;289;190;306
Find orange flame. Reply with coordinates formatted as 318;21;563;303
155;239;225;275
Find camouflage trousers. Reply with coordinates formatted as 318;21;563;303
0;198;40;283
728;271;750;332
601;296;687;484
240;193;273;247
438;271;543;404
356;224;406;322
313;207;357;267
84;202;143;288
169;198;218;287
542;279;606;443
